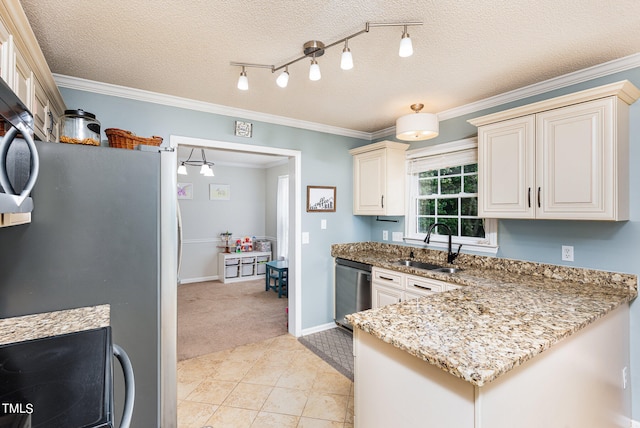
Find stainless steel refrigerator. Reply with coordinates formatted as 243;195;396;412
0;140;178;427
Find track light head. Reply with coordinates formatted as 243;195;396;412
341;40;353;70
399;25;413;57
309;57;321;81
237;66;249;90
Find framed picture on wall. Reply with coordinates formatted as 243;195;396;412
210;184;231;200
307;186;336;212
177;182;193;199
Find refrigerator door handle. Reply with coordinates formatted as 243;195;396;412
177;202;183;282
0;123;39;206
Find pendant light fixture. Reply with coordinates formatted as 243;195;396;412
178;148;215;177
396;104;439;141
230;21;422;90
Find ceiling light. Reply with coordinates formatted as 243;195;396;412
230;21;422;89
237;66;248;90
396;103;439;141
276;66;289;88
341;40;353;70
398;25;413;58
309;57;321;81
179;148;216;176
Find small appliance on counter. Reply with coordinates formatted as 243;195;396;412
0;327;135;428
60;109;101;146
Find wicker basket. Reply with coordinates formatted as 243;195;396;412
105;128;163;150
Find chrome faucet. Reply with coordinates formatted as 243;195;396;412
424;223;462;264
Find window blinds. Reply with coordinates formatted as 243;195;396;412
408;148;477;174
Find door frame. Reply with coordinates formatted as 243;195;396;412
169;135;302;336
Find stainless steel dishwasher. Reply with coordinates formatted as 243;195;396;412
335;258;372;330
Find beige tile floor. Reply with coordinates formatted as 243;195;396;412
177;334;354;428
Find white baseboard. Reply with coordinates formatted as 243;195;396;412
631;419;640;428
300;322;338;336
178;275;219;285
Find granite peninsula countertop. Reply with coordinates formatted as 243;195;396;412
334;242;637;387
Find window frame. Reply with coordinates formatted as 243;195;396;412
405;138;498;255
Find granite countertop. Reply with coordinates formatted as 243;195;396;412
334;242;637;387
0;305;110;345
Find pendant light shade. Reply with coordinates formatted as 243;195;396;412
179;149;216;176
177;164;187;175
398;25;413;57
396;104;439;141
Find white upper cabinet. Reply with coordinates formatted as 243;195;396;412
469;80;640;221
0;1;65;141
349;141;409;216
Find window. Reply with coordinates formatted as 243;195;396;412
406;138;497;253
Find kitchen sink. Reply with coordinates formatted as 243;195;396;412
394;259;462;274
395;260;442;270
432;267;462;274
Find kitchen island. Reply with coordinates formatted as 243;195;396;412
333;243;637;428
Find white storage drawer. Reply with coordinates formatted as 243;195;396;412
372;268;403;289
241;257;256;264
225;258;240;266
406;275;446;295
225;265;239;278
241;264;254;276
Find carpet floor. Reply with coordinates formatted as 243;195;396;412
299;327;354;381
177;279;288;361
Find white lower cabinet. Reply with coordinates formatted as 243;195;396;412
372;267;455;308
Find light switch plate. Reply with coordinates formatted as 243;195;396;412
302;232;310;244
321;219;327;229
392;232;404;242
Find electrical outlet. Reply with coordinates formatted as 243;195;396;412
561;245;574;262
382;230;388;241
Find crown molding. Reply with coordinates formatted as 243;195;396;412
437;52;640;122
54;52;640;142
53;74;372;141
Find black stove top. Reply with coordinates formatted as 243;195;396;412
0;327;113;428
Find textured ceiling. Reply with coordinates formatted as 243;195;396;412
19;0;640;134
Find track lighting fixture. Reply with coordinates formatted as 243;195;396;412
341;39;353;70
398;25;413;58
276;66;289;88
237;66;248;91
230;21;422;90
178;149;215;177
309;57;321;81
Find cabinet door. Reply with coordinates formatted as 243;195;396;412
536;97;616;220
32;77;47;140
13;46;31;108
478;116;535;218
353;149;386;215
372;282;402;308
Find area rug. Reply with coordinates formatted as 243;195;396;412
299;327;354;381
178;279;288;361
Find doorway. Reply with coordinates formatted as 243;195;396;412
170;135;302;336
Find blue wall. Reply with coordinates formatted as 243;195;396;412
60;87;371;330
61;64;640;419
